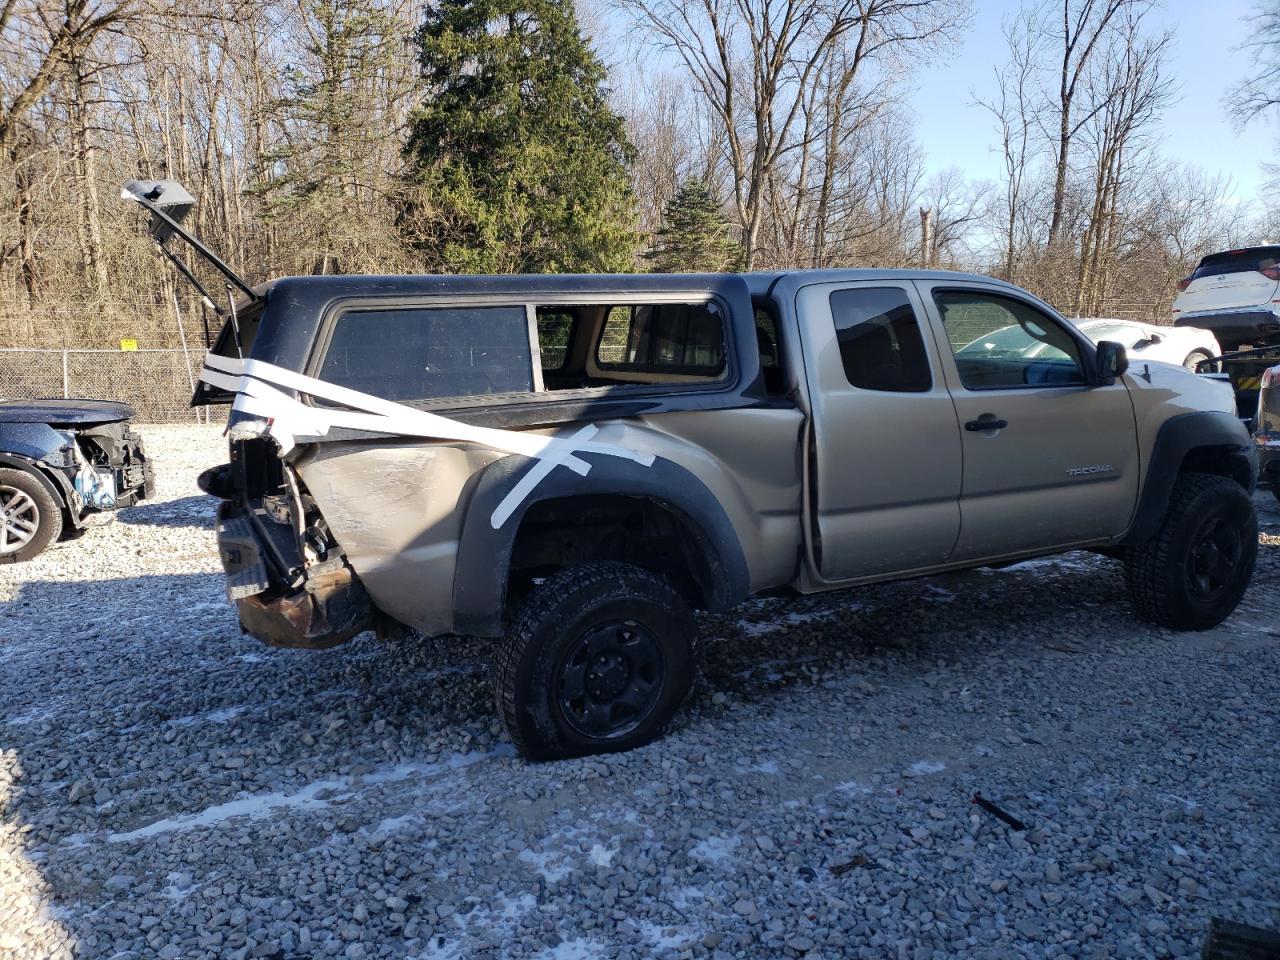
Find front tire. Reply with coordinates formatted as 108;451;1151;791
1124;473;1257;630
494;562;698;761
0;468;63;563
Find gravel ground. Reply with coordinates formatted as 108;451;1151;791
1;424;1278;960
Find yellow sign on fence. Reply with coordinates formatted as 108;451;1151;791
119;339;138;352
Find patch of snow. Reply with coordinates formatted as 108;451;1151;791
689;834;739;864
587;843;616;867
637;919;696;951
736;609;838;637
834;779;869;795
368;813;417;839
415;935;467;959
108;749;503;843
518;848;573;883
494;893;537;919
4;705;58;726
537;939;605;960
168;704;250;727
906;759;946;777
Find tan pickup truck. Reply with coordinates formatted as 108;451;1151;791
126;180;1259;761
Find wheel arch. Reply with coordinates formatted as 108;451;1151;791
0;452;75;524
1121;411;1257;546
452;455;751;637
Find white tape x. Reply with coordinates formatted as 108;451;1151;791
198;354;655;529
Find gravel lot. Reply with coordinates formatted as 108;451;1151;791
1;424;1278;960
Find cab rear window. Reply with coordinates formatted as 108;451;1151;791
318;306;533;401
595;302;725;375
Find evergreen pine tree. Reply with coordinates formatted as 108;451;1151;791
405;0;638;273
643;179;738;273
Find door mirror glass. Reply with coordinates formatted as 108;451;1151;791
1095;340;1129;385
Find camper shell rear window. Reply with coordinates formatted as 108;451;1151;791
318;306;534;402
312;296;732;405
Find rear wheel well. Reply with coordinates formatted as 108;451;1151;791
506;495;717;615
1179;444;1253;489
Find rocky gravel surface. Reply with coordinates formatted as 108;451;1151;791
1;424;1278;959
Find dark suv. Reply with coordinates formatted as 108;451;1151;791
0;398;153;562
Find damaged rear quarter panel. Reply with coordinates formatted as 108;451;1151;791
294;439;503;636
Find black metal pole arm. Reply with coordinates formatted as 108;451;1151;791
158;243;226;315
125;190;258;302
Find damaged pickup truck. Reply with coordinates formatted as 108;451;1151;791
126;179;1259;761
0;398;153;562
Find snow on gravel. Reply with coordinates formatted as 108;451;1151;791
1;424;1279;959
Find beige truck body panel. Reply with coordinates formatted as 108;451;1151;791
295;278;1243;638
297;407;806;636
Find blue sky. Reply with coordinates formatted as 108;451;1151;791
913;0;1276;199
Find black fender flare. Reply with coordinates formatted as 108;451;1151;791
1121;410;1257;546
452;454;752;637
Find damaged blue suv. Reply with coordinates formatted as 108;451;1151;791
0;397;153;562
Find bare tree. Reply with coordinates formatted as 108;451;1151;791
1041;0;1146;249
977;5;1041;279
1073;12;1172;314
1231;2;1280;124
920;167;988;267
615;0;967;268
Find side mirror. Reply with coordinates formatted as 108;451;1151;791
1095;340;1129;385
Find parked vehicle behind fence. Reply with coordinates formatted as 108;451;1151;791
0;398;153;562
1173;245;1280;347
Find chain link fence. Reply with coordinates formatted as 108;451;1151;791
0;348;210;423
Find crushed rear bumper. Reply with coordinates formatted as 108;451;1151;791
215;502;374;649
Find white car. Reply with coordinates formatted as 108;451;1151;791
1172;245;1280;348
1071;318;1221;370
960;319;1221;371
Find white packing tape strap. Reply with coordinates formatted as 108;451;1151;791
198;354;656;529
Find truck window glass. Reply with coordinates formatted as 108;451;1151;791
595;302;725;376
937;290;1084;389
829;287;932;392
537;309;574;372
318;306;533;401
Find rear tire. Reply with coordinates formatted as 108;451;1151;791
1123;472;1257;630
0;468;63;563
1182;349;1214;372
494;562;698;761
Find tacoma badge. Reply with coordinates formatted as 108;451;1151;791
1066;464;1115;477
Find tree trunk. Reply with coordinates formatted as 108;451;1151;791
70;60;109;297
10;141;38;303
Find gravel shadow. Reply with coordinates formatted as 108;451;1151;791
115;494;217;528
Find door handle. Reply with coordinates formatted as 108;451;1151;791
965;415;1008;432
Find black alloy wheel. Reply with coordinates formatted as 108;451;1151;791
556;620;666;740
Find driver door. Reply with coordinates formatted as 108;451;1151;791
916;282;1140;562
